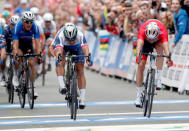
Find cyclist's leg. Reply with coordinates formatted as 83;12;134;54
135;41;153;107
12;49;22;87
74;47;86;108
155;42;164;90
47;38;53;71
54;46;66;94
0;48;7;86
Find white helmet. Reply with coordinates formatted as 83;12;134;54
22;11;35;22
0;18;6;28
145;22;160;40
43;13;53;21
63;23;78;41
30;7;39;15
10;15;20;25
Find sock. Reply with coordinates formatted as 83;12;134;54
47;57;51;65
136;87;143;97
80;89;86;100
13;68;18;77
2;70;5;78
58;76;65;88
157;70;162;80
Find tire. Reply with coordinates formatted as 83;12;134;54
9;67;14;104
143;71;150;117
148;69;155;118
70;72;78;120
18;72;26;108
42;55;46;86
27;69;34;109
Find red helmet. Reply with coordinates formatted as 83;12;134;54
145;22;160;40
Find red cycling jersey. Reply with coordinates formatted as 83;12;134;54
138;19;168;44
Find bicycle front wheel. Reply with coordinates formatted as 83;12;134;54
27;69;34;109
42;56;46;86
70;73;78;120
143;70;150;117
147;69;155;118
18;72;26;108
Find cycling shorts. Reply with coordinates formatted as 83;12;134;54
19;42;34;54
64;45;85;63
141;40;155;61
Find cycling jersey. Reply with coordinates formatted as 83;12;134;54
52;27;88;63
12;21;40;54
138;19;168;44
3;25;13;53
52;28;88;48
0;25;5;50
42;20;56;40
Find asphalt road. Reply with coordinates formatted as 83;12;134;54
0;63;189;130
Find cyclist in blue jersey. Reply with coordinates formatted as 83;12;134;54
0;25;6;86
12;11;41;99
50;23;91;109
0;15;20;86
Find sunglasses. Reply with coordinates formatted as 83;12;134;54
24;20;33;24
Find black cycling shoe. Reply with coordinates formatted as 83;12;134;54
59;87;67;95
156;87;161;91
47;64;51;71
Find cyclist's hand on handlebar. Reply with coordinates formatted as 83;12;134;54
166;58;173;67
136;56;140;64
86;59;93;67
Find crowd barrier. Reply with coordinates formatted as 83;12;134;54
85;30;189;94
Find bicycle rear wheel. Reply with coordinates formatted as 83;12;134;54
147;69;155;118
7;67;14;103
18;72;26;108
27;69;34;109
70;73;78;120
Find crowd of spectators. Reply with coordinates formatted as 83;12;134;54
1;0;189;47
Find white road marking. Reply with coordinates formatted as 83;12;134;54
1;123;189;131
0;110;189;119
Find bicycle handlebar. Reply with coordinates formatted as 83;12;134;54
58;53;91;63
16;53;42;58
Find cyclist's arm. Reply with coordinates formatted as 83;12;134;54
81;34;89;57
162;41;170;56
41;33;46;50
13;40;19;56
12;26;19;56
33;24;41;54
136;39;144;57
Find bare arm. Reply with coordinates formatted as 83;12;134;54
13;40;19;56
35;39;41;54
136;39;144;57
162;41;170;56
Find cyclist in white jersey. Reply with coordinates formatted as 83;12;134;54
30;7;45;50
42;13;56;71
50;23;91;109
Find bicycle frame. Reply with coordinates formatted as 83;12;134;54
140;51;170;118
58;52;90;120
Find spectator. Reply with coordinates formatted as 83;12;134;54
172;0;189;47
14;0;30;16
160;11;175;34
166;10;175;34
165;0;172;10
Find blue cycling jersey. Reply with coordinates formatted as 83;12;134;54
12;21;40;45
4;25;12;52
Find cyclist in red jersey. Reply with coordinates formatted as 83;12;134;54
135;19;172;107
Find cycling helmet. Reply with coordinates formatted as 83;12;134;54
0;18;6;27
30;7;39;15
145;22;160;40
63;23;78;41
10;15;20;25
2;10;10;17
22;11;35;22
43;13;53;21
